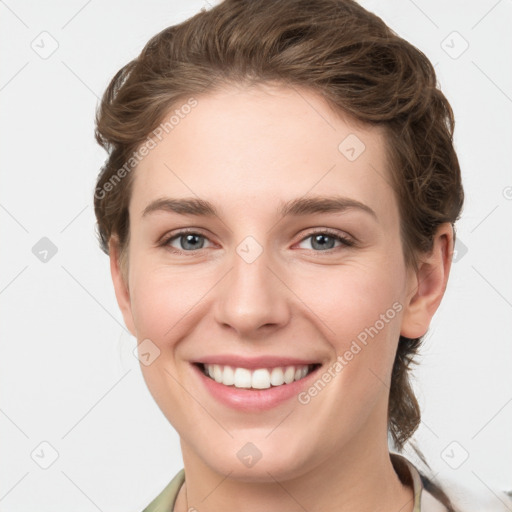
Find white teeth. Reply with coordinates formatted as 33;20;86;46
270;367;285;386
234;368;252;388
202;363;314;389
213;364;223;383
251;369;271;389
223;365;235;386
283;366;295;384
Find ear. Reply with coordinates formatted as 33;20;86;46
109;237;136;337
400;223;454;339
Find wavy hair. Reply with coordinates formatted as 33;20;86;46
94;1;463;508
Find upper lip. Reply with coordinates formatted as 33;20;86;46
193;355;321;369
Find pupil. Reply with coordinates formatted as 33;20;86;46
182;234;203;250
179;234;335;251
312;234;334;250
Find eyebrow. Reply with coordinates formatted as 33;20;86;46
142;196;377;220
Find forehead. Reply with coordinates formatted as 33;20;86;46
130;83;396;226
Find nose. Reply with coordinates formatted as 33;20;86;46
213;247;291;338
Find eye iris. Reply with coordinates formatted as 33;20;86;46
181;234;204;250
312;234;335;250
174;233;340;251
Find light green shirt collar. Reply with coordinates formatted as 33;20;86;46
142;453;441;512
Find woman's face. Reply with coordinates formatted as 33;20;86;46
113;83;422;480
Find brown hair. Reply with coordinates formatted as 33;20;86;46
94;0;462;505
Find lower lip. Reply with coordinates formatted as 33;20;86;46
192;364;321;411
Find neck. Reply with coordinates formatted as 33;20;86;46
174;419;414;512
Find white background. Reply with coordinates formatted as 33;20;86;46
1;1;511;510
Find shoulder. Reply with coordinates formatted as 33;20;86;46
141;468;185;512
391;452;512;512
422;475;512;512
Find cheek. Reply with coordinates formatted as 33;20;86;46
293;257;404;334
302;269;404;423
289;260;405;382
127;261;217;425
287;266;404;451
129;258;214;342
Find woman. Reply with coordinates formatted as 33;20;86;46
94;1;466;510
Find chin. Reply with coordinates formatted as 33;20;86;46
190;437;322;484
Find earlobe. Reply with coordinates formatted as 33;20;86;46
400;223;454;339
109;238;137;337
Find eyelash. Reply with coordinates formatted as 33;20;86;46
159;228;355;255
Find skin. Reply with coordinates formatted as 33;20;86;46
110;83;453;512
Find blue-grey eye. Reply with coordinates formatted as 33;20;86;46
297;232;351;251
310;233;336;250
168;233;208;251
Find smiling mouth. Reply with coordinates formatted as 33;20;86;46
195;362;321;390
